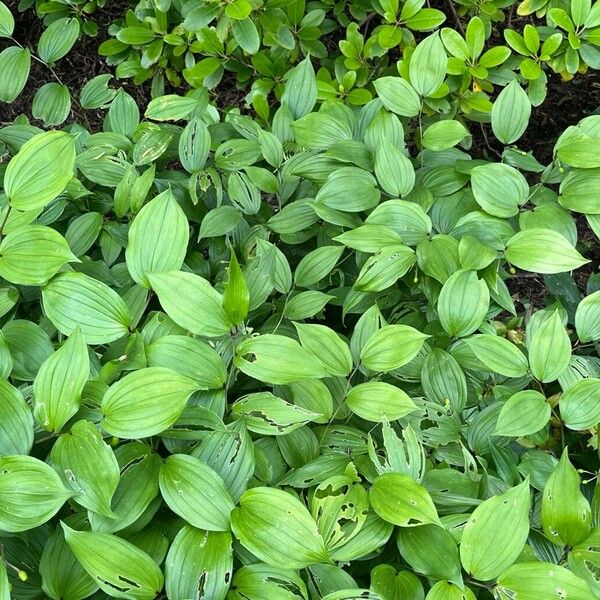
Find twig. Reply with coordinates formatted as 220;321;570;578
446;0;465;35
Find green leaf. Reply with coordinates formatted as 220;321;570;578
294;246;344;287
496;562;596;600
165;527;232;600
223;249;249;325
528;311;571;382
39;523;98;600
438;270;490;337
463;334;529;377
232;392;319;435
33;328;89;433
294;322;353;377
542;448;591;546
0;1;14;37
228;564;308;599
62;524;164;600
426;581;476;600
79;73;116;109
281;56;317;119
146;334;226;389
231;17;260;53
354;245;416;292
422;120;469;151
0;455;71;532
88;442;161;533
491;79;531;144
159;454;235;531
360;325;429;372
397;524;462;584
101;367;199;438
234;334;329;384
560;378;600;430
0;47;30;103
42;272;131;344
51;420;119;517
373;77;421;117
231;487;330;568
495;390;550;436
32;82;71;126
346;381;417;422
370;473;441;527
569;529;600;597
460;480;531;581
409;32;448;97
421;348;467;412
0;224;78;286
5;131;75;211
470;163;529;218
0;379;33;455
505;228;589;274
575;290;600;341
374;141;415;197
148;271;232;337
126;189;189;287
144;94;200;121
37;17;80;63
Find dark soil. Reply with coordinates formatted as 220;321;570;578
0;0;151;130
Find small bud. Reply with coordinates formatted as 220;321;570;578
18;571;28;582
110;436;120;447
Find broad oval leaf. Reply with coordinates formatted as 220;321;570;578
460;480;531;581
370;473;441;527
346;381;417;422
560;378;600;431
42;272;131;344
231;487;329;569
159;454;235;531
5;131;75;211
360;325;429;372
0;455;71;532
101;367;200;438
62;524;164;600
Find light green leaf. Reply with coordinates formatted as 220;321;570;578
159;454;235;531
491;79;531;144
281;56;317;119
0;224;78;286
495;390;550;436
496;561;596;600
62;524;164;600
32;327;89;433
360;325;429;372
463;334;529;377
37;17;80;63
505;228;589;274
148;271;232;337
126;189;189;287
0;455;71;532
346;381;417;422
51;420;119;517
0;47;30;103
5;131;75;211
0;379;33;455
294;322;353;377
373;77;421;117
409;32;448;97
231;487;330;569
42;272;131;344
0;1;14;37
542;448;591;546
101;367;200;438
370;473;441;527
460;480;531;581
438;270;490;337
234;334;329;384
470;163;529;218
560;378;600;430
528;311;571;382
422;120;469;151
165;527;232;600
575;290;600;341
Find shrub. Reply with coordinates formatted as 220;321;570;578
2;0;600;597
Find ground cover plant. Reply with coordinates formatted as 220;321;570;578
2;0;600;598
